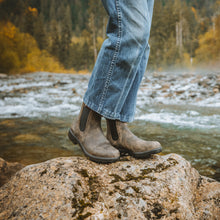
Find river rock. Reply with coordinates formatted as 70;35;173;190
0;73;7;78
0;158;24;187
0;154;219;220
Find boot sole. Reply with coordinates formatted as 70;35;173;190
117;146;162;159
68;129;120;163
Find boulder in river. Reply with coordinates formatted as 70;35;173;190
0;158;24;187
0;154;219;219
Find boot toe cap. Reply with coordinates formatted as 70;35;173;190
95;144;120;159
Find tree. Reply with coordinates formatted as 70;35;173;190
59;4;72;68
23;6;38;36
0;0;218;72
33;13;48;50
50;20;60;59
88;0;106;63
0;21;64;74
195;14;220;64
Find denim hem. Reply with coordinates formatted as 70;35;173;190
83;97;134;123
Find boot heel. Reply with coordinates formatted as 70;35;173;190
68;129;78;145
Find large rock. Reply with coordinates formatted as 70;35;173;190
0;154;219;219
0;158;24;187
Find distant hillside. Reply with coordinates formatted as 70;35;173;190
0;0;219;73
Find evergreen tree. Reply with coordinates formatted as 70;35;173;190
50;19;60;59
23;5;38;36
88;0;106;63
0;0;219;71
59;4;72;68
33;13;48;50
49;0;56;22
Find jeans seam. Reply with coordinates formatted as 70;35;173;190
98;0;122;112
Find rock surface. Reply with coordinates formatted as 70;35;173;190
0;154;219;220
0;158;24;187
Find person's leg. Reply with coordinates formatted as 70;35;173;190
105;43;162;159
118;0;154;120
84;0;153;122
104;0;162;158
69;0;161;161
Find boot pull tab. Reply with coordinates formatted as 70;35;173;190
80;106;90;131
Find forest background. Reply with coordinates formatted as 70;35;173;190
0;0;220;74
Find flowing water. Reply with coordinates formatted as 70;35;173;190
0;72;219;181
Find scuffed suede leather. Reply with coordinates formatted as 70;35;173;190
70;104;120;160
106;120;162;155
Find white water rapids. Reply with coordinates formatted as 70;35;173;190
0;71;219;131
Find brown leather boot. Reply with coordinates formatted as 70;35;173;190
106;119;162;158
68;104;120;163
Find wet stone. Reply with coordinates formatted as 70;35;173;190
0;158;24;187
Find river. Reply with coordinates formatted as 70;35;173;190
0;71;219;181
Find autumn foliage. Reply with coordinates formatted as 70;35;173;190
195;14;220;65
0;0;219;74
0;22;66;73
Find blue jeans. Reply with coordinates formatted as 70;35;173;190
83;0;154;122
